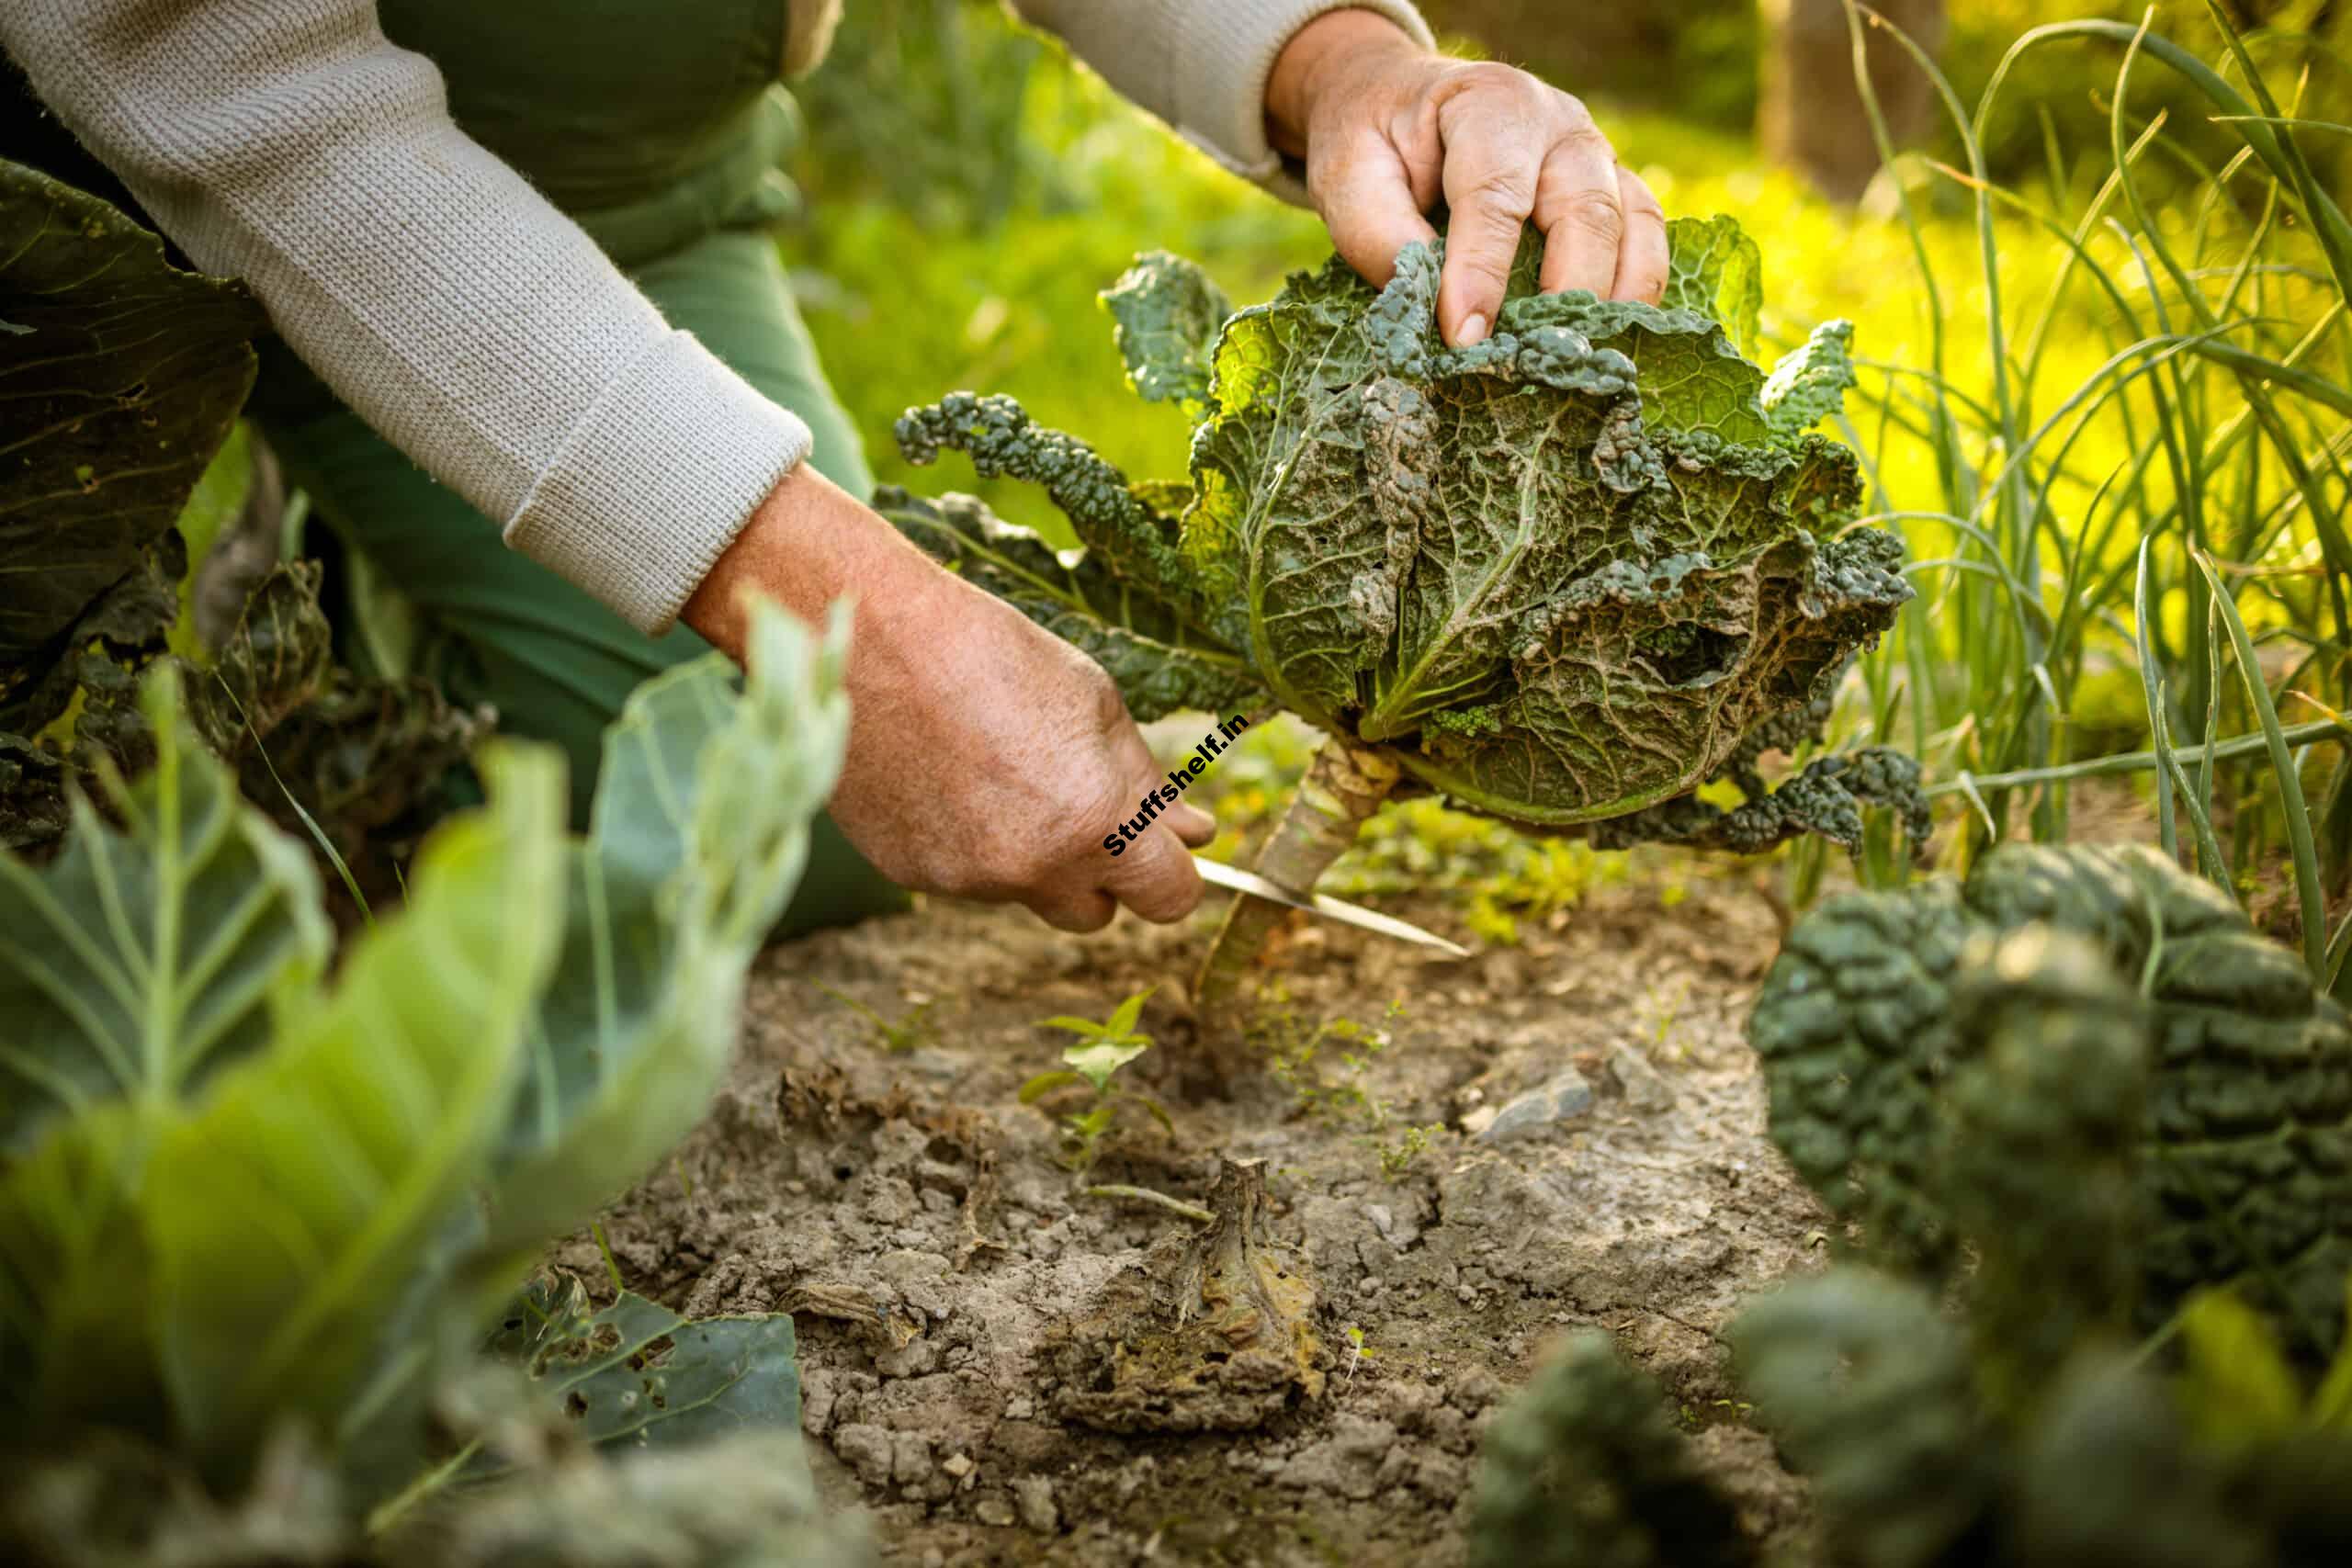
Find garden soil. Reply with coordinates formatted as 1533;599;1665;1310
556;864;1839;1568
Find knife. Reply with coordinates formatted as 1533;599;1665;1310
1191;856;1471;958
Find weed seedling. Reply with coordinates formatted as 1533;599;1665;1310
1260;995;1407;1129
1260;995;1444;1179
1375;1123;1444;1181
812;981;937;1052
1019;987;1174;1173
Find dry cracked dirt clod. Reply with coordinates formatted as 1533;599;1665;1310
786;1279;927;1352
1043;1157;1325;1433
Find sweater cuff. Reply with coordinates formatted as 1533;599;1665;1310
1172;1;1434;205
505;332;813;637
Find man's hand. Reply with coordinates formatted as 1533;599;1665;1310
1265;9;1669;344
684;466;1214;931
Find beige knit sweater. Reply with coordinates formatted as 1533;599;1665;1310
1;1;1431;635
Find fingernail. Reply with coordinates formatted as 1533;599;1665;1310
1457;311;1488;346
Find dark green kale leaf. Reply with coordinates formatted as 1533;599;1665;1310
1730;1269;2001;1568
1466;1330;1756;1568
1940;929;2150;1409
1469;916;2352;1568
1749;842;2352;1353
0;164;484;864
1102;249;1232;408
875;485;1261;723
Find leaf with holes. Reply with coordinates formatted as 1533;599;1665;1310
482;1277;801;1460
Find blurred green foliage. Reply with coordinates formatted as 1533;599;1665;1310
1946;0;2352;187
786;0;1057;231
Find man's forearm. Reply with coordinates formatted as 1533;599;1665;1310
1;0;808;636
682;464;939;665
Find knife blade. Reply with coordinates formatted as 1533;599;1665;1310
1191;856;1470;958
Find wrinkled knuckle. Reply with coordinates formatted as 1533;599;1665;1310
1437;60;1549;129
1464;165;1538;227
1468;163;1537;203
1557;120;1615;164
1117;870;1201;927
1047;899;1114;934
1128;897;1193;929
1453;60;1527;97
1549;86;1598;127
1556;186;1626;245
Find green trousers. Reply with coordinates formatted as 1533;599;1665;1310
253;230;911;936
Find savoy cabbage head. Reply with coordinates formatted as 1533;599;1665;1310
888;216;1912;840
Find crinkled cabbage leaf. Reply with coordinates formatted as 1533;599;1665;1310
887;217;1911;839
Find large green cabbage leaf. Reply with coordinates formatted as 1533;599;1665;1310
0;668;334;1155
0;670;564;1443
481;604;852;1264
143;739;567;1455
0;601;847;1478
890;217;1912;840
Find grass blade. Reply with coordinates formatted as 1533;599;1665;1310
2134;539;2182;866
2195;550;2328;977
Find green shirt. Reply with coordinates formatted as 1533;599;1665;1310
379;0;805;265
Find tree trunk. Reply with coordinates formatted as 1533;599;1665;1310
1758;0;1947;204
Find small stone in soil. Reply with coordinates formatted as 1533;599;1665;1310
832;1422;892;1485
1609;1044;1675;1110
1013;1476;1059;1534
1476;1066;1596;1142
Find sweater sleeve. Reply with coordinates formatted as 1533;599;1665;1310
1009;0;1434;199
0;0;811;637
